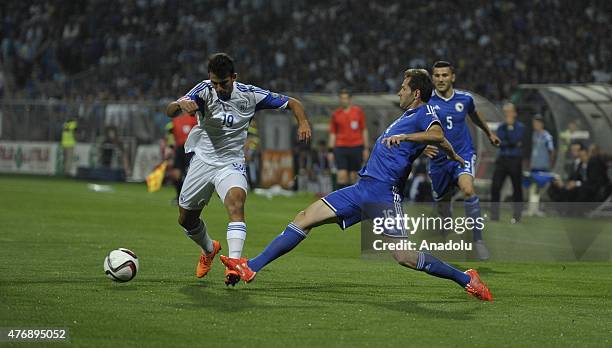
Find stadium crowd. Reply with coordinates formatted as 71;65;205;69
2;0;610;101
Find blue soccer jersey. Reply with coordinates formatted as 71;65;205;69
428;90;476;162
322;104;441;236
359;104;441;186
427;90;479;200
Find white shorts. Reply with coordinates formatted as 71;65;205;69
179;155;248;210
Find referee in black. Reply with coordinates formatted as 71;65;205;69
490;102;525;222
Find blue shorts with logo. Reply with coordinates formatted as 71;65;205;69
321;177;407;237
429;151;476;201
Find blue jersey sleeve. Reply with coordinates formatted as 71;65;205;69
421;105;442;131
545;131;554;151
255;90;289;111
466;94;476;114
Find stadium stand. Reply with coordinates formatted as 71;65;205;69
1;0;611;100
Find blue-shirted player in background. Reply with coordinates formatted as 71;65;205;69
424;61;501;260
221;69;493;302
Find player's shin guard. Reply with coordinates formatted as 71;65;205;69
247;223;306;272
464;195;483;241
184;219;214;254
416;252;470;288
227;222;247;259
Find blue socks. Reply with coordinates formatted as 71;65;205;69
464;195;483;241
416;252;470;288
248;223;307;272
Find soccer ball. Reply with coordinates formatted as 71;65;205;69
103;248;139;282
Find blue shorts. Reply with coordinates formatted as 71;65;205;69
321;177;407;237
429;152;476;201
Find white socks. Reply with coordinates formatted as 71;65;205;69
227;222;247;258
184;220;246;258
184;219;214;254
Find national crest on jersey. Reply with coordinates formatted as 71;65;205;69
428;89;476;162
178;80;289;166
359;104;441;186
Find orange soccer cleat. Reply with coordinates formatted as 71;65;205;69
196;240;221;278
464;269;493;302
219;255;256;283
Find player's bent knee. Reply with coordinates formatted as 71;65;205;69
293;210;306;223
463;188;476;198
292;210;311;230
460;183;476;197
391;249;418;269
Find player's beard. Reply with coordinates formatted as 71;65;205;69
218;91;231;100
436;83;450;94
402;93;416;110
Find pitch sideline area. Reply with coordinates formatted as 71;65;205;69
0;176;610;347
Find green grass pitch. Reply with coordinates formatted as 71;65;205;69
1;176;611;347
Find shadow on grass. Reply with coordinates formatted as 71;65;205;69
373;299;478;320
175;279;482;320
176;283;322;313
2;278;119;285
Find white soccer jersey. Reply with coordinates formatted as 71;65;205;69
178;81;289;166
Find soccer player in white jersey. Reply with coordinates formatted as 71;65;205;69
165;53;312;285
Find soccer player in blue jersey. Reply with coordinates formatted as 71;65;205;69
425;61;501;260
221;69;493;302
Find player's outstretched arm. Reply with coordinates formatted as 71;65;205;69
468;110;501;146
287;97;312;143
165;99;199;118
381;125;465;166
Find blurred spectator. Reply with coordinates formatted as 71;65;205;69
99;125;130;177
328;89;368;189
559;120;590;161
525;114;555;216
405;158;431;203
564;141;584;179
490;102;525;222
313;140;331;175
245;119;261;188
2;0;610;101
549;145;611;204
61;117;78;176
530;115;555;172
313;140;333;194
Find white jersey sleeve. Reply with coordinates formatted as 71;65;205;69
177;80;213;113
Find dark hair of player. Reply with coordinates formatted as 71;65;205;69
403;69;434;103
338;88;352;97
208;53;235;78
432;60;455;73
